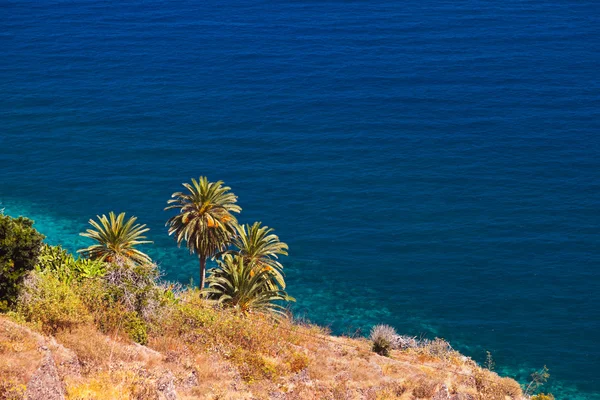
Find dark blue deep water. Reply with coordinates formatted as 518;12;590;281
1;0;599;397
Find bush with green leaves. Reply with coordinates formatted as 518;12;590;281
37;244;106;283
123;311;148;345
531;394;555;400
0;214;45;309
369;324;397;356
74;258;108;280
17;269;91;333
102;262;167;322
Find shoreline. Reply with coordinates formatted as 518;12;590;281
0;199;586;398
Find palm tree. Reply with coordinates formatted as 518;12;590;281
165;177;241;288
78;212;152;266
224;222;288;289
206;254;293;317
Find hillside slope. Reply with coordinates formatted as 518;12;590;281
1;309;524;400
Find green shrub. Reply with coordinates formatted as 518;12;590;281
36;244;75;281
104;262;161;314
37;244;106;284
531;394;555;400
73;258;107;280
123;312;148;345
0;215;45;309
232;348;279;382
62;261;168;337
17;270;91;334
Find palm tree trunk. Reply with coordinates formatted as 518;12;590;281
199;255;207;289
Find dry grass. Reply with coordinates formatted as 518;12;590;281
55;325;159;375
0;318;43;399
64;370;156;400
1;289;526;400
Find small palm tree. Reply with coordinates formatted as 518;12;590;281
224;222;288;288
206;254;293;317
165;177;241;288
78;212;152;266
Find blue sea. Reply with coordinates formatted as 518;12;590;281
1;0;599;397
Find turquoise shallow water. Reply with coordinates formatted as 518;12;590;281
1;0;599;397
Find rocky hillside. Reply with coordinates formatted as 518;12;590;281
0;212;531;399
1;309;525;400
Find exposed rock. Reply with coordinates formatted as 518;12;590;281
334;370;351;382
268;391;286;400
46;337;82;377
291;368;312;386
133;342;162;358
450;394;475;400
26;352;65;400
164;350;179;363
156;370;178;400
432;384;451;400
181;369;199;388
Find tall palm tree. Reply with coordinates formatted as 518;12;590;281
224;222;288;288
206;254;293;317
78;212;152;266
165;177;241;288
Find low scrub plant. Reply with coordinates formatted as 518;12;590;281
369;325;423;356
411;377;439;398
37;244;107;284
531;394;555;400
123;311;148;345
65;370;156;400
394;335;418;349
73;262;171;339
0;378;26;400
288;351;310;373
0;215;45;310
525;366;551;397
370;324;397;356
103;262;164;320
473;368;523;400
55;325;150;374
498;377;523;398
17;270;91;334
420;338;454;359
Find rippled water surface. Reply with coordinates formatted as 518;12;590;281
1;0;599;397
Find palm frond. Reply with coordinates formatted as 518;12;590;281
165;177;241;257
78;212;152;266
165;177;241;287
205;254;293;318
223;222;288;288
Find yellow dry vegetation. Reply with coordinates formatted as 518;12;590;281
0;291;526;400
